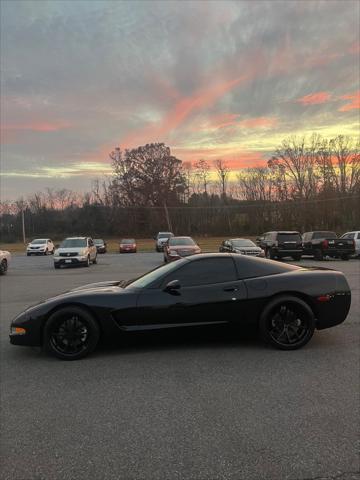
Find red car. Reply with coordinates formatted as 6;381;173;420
164;236;201;262
119;239;137;253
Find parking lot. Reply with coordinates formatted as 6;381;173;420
1;254;359;480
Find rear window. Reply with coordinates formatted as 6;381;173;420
277;233;301;242
234;255;300;279
312;231;337;239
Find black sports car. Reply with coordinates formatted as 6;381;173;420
10;254;351;360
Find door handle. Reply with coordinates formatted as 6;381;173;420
223;286;238;292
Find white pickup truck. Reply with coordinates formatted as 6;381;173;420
0;249;11;275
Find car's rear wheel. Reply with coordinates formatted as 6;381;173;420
259;295;315;350
44;306;100;360
292;255;302;261
0;259;7;275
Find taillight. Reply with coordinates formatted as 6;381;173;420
322;240;329;248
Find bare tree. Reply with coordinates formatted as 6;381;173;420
194;159;211;195
214;159;229;199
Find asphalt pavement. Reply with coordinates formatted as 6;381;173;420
1;253;359;480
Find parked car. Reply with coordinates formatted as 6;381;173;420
53;237;97;269
93;239;107;253
155;232;174;252
340;231;360;257
119;239;137;253
26;238;55;256
10;253;351;360
219;238;265;257
0;249;11;275
302;231;355;260
258;231;303;260
164;236;201;262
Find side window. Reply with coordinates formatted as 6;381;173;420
162;258;237;287
346;233;355;239
357;233;360;240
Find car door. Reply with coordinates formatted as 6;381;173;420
135;257;247;329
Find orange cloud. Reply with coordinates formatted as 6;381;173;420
238;117;277;129
2;121;71;132
296;92;332;105
338;91;360;111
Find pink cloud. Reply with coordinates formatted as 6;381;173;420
2;121;71;132
296;92;332;105
338;91;360;111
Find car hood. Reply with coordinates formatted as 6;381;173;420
71;280;124;291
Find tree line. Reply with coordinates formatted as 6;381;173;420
1;134;359;242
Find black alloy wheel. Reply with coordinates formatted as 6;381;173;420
259;296;315;350
44;306;100;360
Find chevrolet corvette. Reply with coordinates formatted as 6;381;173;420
10;254;351;360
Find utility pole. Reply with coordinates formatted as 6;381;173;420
22;208;26;244
163;203;172;232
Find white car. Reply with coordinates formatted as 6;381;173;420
54;237;97;269
0;250;11;275
341;231;360;257
27;238;55;256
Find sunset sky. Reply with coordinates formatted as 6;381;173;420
1;0;359;200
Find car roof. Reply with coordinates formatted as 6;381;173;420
229;238;255;242
64;237;88;240
171;236;193;239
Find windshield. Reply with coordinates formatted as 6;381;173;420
278;233;301;241
94;239;104;244
60;239;87;248
31;239;47;244
232;239;256;247
312;231;337;239
158;233;173;239
121;239;135;244
126;259;186;289
169;237;196;246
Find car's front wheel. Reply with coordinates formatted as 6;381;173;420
265;248;275;260
44;306;100;360
259;295;315;350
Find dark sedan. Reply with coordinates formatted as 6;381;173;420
94;239;107;253
10;254;351;360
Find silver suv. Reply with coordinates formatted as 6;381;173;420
155;232;174;252
54;237;97;269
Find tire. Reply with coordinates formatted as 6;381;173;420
0;259;7;275
44;306;100;360
27;253;30;256
292;255;302;261
85;256;90;267
314;249;324;260
259;295;315;350
54;264;60;269
341;255;349;261
266;248;275;260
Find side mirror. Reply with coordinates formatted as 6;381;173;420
164;279;181;294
